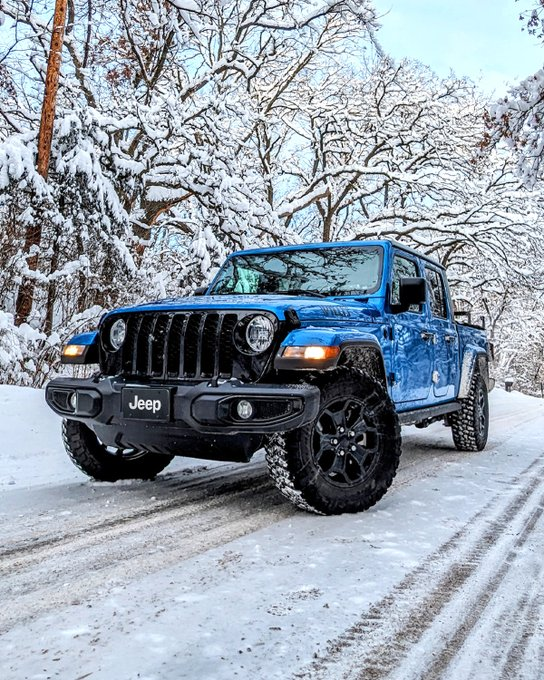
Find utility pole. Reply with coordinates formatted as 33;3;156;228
15;0;68;326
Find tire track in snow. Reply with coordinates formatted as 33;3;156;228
296;454;544;680
415;499;544;680
0;470;293;634
392;401;542;494
3;398;540;640
499;590;544;680
0;462;271;560
0;448;453;563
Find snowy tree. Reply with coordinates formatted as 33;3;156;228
489;70;544;187
486;2;544;186
475;2;544;391
518;0;544;40
253;58;542;286
0;0;381;384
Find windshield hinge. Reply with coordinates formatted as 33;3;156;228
284;308;301;328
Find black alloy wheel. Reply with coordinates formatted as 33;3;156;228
312;396;380;487
265;367;402;515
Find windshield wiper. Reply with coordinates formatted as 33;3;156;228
271;289;327;298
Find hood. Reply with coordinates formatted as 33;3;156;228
107;294;384;324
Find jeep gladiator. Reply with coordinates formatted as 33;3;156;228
46;240;494;514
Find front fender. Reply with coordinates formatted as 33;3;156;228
274;327;383;371
68;331;99;346
61;331;99;365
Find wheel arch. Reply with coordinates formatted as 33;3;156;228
458;348;493;399
337;344;387;387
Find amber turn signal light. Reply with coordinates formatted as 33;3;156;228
62;344;86;358
282;346;340;361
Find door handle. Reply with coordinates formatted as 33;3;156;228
420;331;436;342
445;334;456;343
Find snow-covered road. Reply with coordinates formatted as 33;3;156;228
1;386;543;679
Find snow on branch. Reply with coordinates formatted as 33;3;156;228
167;0;201;11
489;68;544;187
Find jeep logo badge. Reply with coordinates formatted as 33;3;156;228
122;387;170;420
128;395;162;414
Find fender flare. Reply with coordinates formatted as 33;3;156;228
274;328;386;380
61;331;99;365
458;348;493;398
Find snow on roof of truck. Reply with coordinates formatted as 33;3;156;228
230;239;444;269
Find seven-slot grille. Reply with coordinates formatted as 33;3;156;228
104;311;241;381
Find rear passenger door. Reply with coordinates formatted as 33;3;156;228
424;266;459;399
390;253;433;404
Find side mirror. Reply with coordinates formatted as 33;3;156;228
396;277;426;312
193;286;208;296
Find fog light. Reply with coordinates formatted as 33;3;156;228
236;399;254;420
69;392;78;411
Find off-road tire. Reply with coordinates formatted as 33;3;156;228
450;372;489;451
62;419;174;482
265;367;401;515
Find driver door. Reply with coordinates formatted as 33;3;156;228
389;254;433;404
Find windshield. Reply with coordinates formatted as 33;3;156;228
210;246;383;297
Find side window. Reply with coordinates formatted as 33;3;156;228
391;255;421;313
426;268;448;319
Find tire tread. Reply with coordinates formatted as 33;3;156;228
450;372;488;451
62;419;173;481
265;367;401;515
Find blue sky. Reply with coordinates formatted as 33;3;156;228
372;0;544;95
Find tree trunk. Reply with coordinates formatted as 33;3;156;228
15;0;68;326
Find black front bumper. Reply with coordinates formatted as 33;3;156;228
46;376;320;444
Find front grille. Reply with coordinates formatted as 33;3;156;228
100;310;277;382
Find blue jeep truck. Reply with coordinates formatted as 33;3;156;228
46;240;494;514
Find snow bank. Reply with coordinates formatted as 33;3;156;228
0;385;72;488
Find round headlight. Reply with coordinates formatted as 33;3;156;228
245;315;275;353
109;318;126;351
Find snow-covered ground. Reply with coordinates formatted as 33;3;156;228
1;385;543;679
